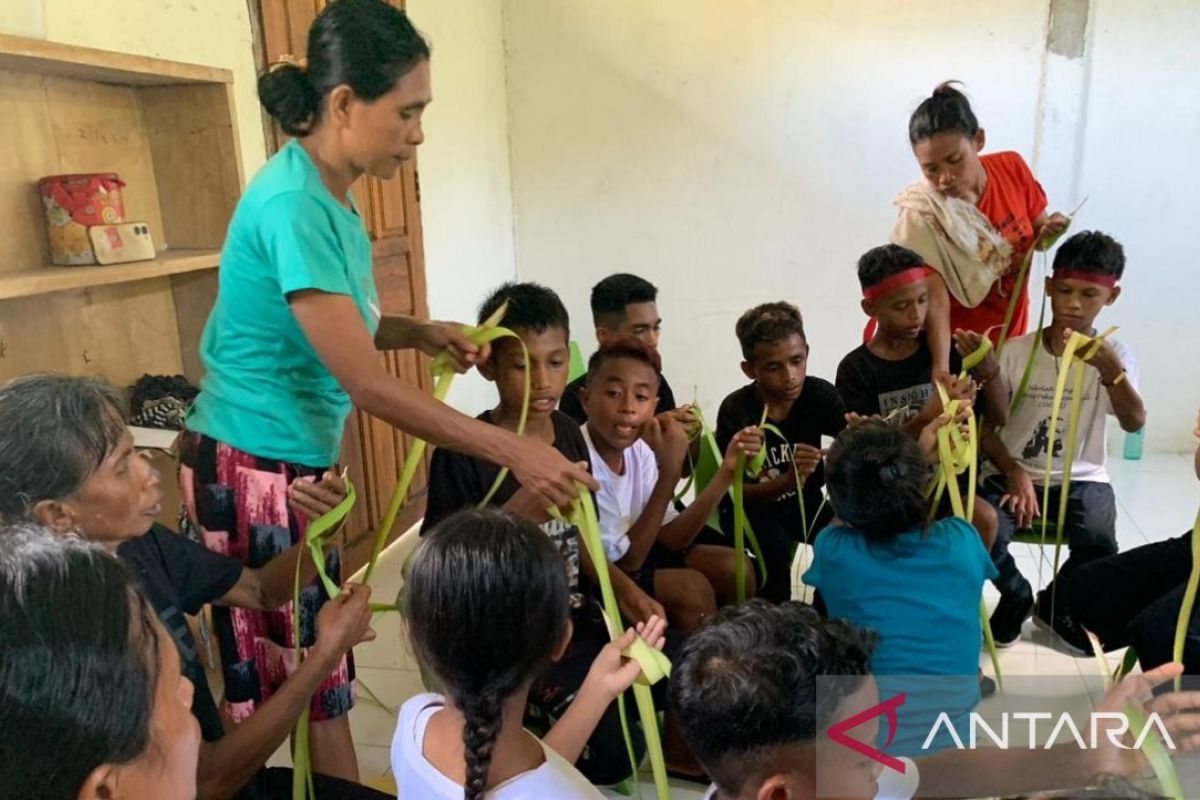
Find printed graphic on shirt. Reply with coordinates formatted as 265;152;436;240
542;518;583;609
754;440;797;499
1022;416;1064;462
878;382;933;420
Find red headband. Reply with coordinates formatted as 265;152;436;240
863;267;932;301
1052;270;1118;289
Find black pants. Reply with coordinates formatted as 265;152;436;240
979;475;1118;599
1060;531;1200;671
720;492;833;603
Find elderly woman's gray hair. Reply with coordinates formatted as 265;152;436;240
0;373;127;522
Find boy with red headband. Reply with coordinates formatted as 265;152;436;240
837;244;1008;433
979;230;1145;651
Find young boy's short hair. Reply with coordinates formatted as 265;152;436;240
735;302;806;361
585;336;662;383
1052;231;1125;281
856;243;926;291
670;601;877;797
478;281;571;335
590;273;658;330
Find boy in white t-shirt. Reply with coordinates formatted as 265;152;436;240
980;230;1146;653
580;337;761;633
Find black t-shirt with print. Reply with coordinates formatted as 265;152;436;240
559;372;678;426
118;524;243;743
714;377;846;510
836;339;963;421
422;410;592;608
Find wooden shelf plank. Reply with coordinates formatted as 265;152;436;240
0;249;220;301
0;33;232;86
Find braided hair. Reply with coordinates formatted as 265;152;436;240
407;509;572;799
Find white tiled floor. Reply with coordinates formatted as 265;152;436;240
279;453;1198;797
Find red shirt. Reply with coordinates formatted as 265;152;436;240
951;151;1048;341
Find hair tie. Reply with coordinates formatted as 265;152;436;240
879;463;908;484
269;53;308;72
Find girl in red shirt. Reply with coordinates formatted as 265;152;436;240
892;83;1068;375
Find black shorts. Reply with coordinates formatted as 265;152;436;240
625;526;729;595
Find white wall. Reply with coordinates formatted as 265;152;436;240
503;0;1199;452
409;0;516;415
1068;0;1200;452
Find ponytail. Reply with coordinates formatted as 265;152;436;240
460;690;503;800
908;80;980;145
258;63;320;137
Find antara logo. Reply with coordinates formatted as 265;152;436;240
826;693;908;774
826;692;1176;774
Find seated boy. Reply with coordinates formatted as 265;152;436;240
560;272;679;423
980;231;1145;651
716;302;845;602
1059;408;1200;666
837;243;1003;562
421;281;663;785
670;600;1200;800
837;243;1008;431
580;337;761;633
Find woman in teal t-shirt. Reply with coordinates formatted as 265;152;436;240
180;0;593;780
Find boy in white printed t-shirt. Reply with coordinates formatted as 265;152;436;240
580;337;761;633
979;231;1146;653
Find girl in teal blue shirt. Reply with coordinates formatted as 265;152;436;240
181;0;593;781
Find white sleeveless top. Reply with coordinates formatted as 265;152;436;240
392;693;605;799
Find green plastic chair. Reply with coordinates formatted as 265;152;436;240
1012;519;1065;546
568;340;587;383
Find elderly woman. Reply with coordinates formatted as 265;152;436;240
0;373;387;800
891;82;1069;375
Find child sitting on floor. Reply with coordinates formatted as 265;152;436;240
581;337;762;632
421;282;663;785
979;230;1145;653
805;421;997;757
395;509;664;799
716;302;846;602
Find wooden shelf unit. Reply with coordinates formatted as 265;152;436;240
0;33;242;385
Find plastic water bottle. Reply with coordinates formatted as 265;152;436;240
1123;427;1145;461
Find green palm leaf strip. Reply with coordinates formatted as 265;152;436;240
731;407;771;602
693;404;767;587
549;489;672;800
1086;632;1183;800
364;301;528;584
927;338;1002;687
1172;510;1200;690
996;198;1086;355
291;475;358;799
1037;327;1116;623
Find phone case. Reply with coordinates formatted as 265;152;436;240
88;222;156;265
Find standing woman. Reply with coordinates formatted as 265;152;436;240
180;0;593;780
891;82;1069;375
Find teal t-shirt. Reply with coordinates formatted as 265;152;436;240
186;139;381;466
806;517;998;757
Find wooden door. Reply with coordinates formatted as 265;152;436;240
255;0;431;558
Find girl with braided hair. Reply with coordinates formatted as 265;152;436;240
392;508;665;798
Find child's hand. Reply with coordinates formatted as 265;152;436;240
1001;468;1040;529
917;411;971;464
791;444;825;483
1072;330;1125;384
641;415;689;475
721;426;762;472
618;584;666;626
953;329;999;381
289;469;347;522
582;616;668;701
844;411;881;428
925;373;976;420
664;405;701;440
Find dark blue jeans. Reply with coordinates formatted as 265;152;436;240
979;475;1118;600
